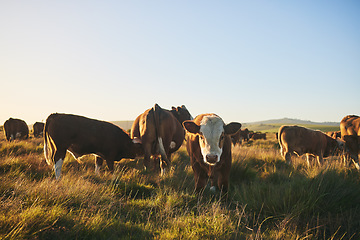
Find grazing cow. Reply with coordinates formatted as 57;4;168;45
251;132;266;140
340;115;360;169
183;114;241;193
278;125;344;167
44;113;142;179
3;118;29;141
131;104;192;175
33;122;45;137
231;128;250;146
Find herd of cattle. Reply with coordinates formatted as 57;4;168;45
2;105;360;193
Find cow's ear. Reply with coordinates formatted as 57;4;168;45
224;122;242;135
183;121;200;134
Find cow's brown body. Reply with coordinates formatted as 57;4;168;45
33;122;45;137
251;132;266;140
183;114;241;193
340;115;360;169
278;125;342;166
131;104;191;174
231;128;250;146
44;113;142;179
3;118;29;141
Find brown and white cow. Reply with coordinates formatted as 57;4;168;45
183;114;241;193
340;115;360;169
278;125;344;167
231;128;250;146
3;118;29;141
131;104;192;175
33;122;45;137
44;113;142;179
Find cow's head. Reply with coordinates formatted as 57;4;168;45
343;135;360;161
183;114;241;165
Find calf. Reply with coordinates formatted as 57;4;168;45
131;104;192;175
44;113;142;179
3;118;29;141
33;122;45;137
231;128;250;146
183;114;241;193
278;125;344;167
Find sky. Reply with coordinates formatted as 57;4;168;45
1;0;359;125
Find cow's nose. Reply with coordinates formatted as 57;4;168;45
206;154;218;164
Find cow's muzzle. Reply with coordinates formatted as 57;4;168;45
206;154;218;165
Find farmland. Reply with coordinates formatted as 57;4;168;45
0;128;359;239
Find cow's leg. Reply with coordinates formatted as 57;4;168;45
143;143;152;171
95;156;104;174
192;162;207;192
105;159;115;173
53;149;66;180
217;174;229;194
284;152;292;165
317;155;323;167
306;154;311;168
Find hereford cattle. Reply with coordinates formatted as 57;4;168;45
278;125;344;167
131;104;192;175
231;128;250;146
3;118;29;141
251;132;266;140
326;131;341;139
33;122;45;137
183;114;241;193
340;115;360;169
44;113;142;179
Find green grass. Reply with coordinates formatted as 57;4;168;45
0;134;359;239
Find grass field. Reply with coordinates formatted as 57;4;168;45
0;131;359;239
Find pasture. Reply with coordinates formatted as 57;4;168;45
0;131;359;239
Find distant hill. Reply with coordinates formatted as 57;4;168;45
242;118;340;133
244;118;339;126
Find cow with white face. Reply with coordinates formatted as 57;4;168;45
183;114;241;193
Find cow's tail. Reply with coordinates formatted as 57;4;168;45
44;115;55;166
153;104;171;167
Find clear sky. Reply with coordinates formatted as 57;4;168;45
1;1;359;125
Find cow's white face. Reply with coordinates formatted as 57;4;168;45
198;116;225;165
183;114;242;166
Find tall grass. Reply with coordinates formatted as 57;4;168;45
0;134;359;239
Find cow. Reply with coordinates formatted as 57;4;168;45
231;128;250;146
326;131;341;139
251;132;266;140
278;125;344;167
3;118;29;141
131;104;192;175
340;115;360;170
33;122;45;137
183;114;241;193
44;113;143;179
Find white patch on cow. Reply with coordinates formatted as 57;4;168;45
10;134;14;140
210;186;217;193
54;158;63;180
170;141;176;149
15;132;21;138
158;137;166;156
199;115;224;165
